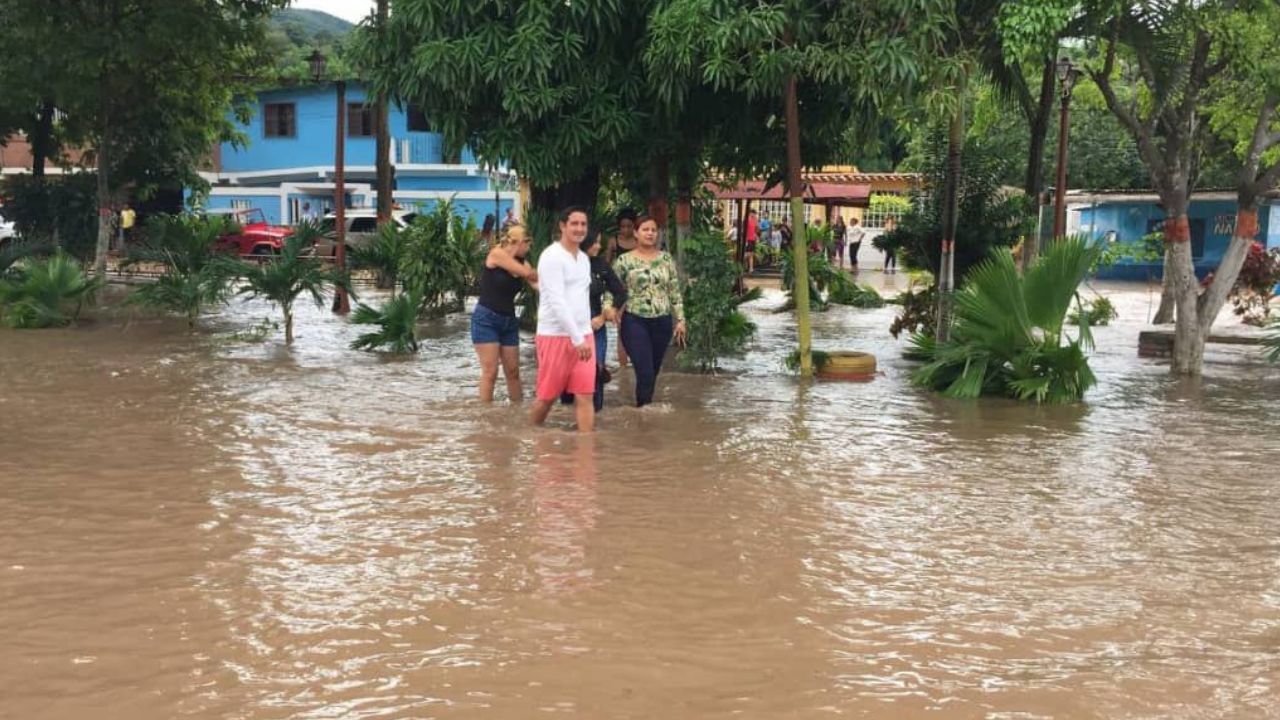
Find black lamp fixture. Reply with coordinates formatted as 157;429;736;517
1056;57;1079;95
308;49;327;84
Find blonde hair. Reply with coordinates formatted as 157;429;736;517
497;223;528;248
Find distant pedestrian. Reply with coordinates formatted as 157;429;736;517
502;207;517;230
607;208;638;263
845;217;866;272
831;215;847;268
472;224;538;403
481;213;497;246
744;209;759;274
119;204;136;250
778;220;793;253
613;215;685;408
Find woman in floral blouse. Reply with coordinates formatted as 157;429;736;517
610;215;685;407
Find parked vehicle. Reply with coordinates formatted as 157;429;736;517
313;208;418;258
206;208;294;256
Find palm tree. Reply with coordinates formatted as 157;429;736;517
348;222;406;293
124;215;238;329
233;232;348;344
350;289;423;353
0;252;101;328
908;236;1102;404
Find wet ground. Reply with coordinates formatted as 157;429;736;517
2;275;1279;719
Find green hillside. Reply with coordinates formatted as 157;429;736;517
269;8;355;44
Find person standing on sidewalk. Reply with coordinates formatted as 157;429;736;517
845;217;866;272
613;215;685;408
530;207;597;432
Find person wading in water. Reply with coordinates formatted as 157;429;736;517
610;215;685;408
530;207;597;432
471;224;537;402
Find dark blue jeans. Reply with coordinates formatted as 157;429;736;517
620;313;674;407
560;326;609;411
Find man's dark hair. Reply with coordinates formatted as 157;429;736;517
559;205;589;222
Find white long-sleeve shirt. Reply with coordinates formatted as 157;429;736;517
536;241;592;345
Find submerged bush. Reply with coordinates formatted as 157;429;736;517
400;201;483;317
0;253;101;328
350;290;423;353
678;231;760;372
124;215;238;329
1068;295;1118;327
908;237;1102;404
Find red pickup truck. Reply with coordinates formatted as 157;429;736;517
208;208;294;256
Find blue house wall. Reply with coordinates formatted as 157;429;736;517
195;82;518;226
1073;196;1277;281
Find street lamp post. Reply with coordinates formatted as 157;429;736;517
1052;57;1081;241
310;50;350;314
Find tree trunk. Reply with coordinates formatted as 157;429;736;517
1160;213;1202;374
529;166;601;217
935;97;965;342
648;155;670;248
1179;205;1259;372
93;123;113;278
375;0;393;224
674;162;693;275
31;99;55;183
1021;59;1055;270
284;308;294;344
1153;235;1178;324
785;73;813;377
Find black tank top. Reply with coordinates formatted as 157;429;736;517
477;263;524;316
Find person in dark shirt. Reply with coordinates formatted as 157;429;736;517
561;228;628;412
472;224;537;402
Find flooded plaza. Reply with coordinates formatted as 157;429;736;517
2;277;1279;719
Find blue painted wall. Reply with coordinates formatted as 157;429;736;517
1077;198;1275;280
219;83;477;174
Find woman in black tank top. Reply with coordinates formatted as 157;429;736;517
471;224;537;402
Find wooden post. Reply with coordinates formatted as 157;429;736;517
332;80;350;314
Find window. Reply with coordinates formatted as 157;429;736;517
863;192;911;229
348;103;377;137
231;199;253;210
407;106;430;132
263;103;296;138
349;217;378;233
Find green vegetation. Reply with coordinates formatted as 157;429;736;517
232;228;348;345
350;290;423;354
907;237;1102;404
0;254;101;329
1069;296;1118;327
678;232;761;373
124;216;238;329
399;201;484;318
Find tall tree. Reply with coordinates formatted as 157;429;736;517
1084;0;1262;374
357;1;653;214
1;0;288;275
1192;0;1280;371
373;0;393;225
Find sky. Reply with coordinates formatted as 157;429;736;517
290;0;375;24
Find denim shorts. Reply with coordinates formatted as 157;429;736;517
470;303;521;347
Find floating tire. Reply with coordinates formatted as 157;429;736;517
817;351;877;381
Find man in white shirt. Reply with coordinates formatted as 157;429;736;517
530;207;596;432
845;217;867;271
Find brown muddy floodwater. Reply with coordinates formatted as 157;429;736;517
2;277;1280;719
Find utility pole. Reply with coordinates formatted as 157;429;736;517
375;0;393;225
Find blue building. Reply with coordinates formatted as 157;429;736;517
1067;190;1280;280
196;83;518;225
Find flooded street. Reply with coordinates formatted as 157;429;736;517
3;277;1279;719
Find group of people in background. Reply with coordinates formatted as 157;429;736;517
470;207;684;432
737;209;896;273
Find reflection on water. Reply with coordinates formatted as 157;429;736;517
2;282;1280;719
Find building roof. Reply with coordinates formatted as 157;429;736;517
705;179;872;205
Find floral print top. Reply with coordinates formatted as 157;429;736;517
609;251;684;322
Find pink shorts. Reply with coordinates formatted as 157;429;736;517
535;334;596;401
